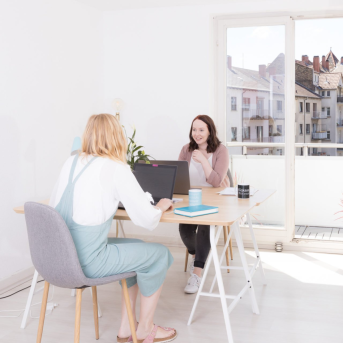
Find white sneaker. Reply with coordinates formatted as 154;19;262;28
188;256;195;276
184;273;202;294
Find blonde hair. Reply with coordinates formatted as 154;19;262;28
81;113;127;164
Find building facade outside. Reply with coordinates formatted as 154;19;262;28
227;51;343;156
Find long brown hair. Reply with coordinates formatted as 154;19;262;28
188;115;221;153
81;113;127;164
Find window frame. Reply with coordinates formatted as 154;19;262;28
231;96;237;111
277;100;283;112
243;97;250;110
243;126;250;140
213;12;343;249
306;123;310;135
305;102;311;113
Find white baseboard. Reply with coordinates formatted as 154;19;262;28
0;266;35;295
118;234;343;254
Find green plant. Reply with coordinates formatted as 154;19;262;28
124;126;154;169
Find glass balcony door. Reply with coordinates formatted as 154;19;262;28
215;16;295;244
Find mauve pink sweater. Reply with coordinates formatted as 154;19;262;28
178;143;230;187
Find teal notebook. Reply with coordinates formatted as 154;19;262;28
174;205;218;217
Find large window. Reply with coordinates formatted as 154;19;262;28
216;15;343;245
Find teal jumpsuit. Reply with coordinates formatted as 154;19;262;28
55;154;173;297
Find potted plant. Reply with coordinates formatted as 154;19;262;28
124;126;154;169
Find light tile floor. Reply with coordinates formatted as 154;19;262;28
1;246;343;343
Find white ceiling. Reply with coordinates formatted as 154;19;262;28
74;0;243;11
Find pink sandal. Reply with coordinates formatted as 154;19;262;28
138;324;177;343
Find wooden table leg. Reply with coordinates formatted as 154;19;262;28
228;226;233;260
223;226;230;273
184;248;189;272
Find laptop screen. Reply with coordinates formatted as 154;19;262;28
133;163;177;202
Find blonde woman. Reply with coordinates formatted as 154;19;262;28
49;114;177;343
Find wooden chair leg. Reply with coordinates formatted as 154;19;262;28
223;226;230;273
184;248;189;272
228;226;233;260
116;221;119;238
91;286;99;340
122;279;138;343
36;281;50;343
74;289;83;343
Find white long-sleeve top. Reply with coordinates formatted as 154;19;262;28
49;154;162;230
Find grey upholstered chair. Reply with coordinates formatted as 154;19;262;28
184;168;234;273
24;202;138;343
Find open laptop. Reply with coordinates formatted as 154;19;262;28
138;160;190;195
118;163;177;209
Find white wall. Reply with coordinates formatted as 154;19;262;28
3;0;343;282
0;0;104;281
102;0;343;239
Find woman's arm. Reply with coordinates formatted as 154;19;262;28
112;164;163;231
178;144;188;161
193;146;229;187
192;150;213;179
206;146;229;187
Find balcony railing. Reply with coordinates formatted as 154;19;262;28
229;153;343;233
312;132;328;140
272;111;285;119
243;109;285;120
312;111;327;119
243;109;269;119
245;136;284;143
337;96;343;103
337;119;343;126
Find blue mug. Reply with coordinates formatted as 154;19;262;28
189;189;202;206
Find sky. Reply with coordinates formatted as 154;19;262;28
226;18;343;71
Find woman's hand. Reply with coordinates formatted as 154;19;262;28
192;150;207;164
155;198;173;212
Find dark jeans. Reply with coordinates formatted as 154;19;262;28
179;224;210;269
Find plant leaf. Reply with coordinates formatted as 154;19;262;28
132;145;143;153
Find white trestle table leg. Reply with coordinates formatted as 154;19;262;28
187;225;221;326
21;269;39;329
233;222;260;315
71;289;76;297
209;225;234;342
209;226;234;293
246;213;267;285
